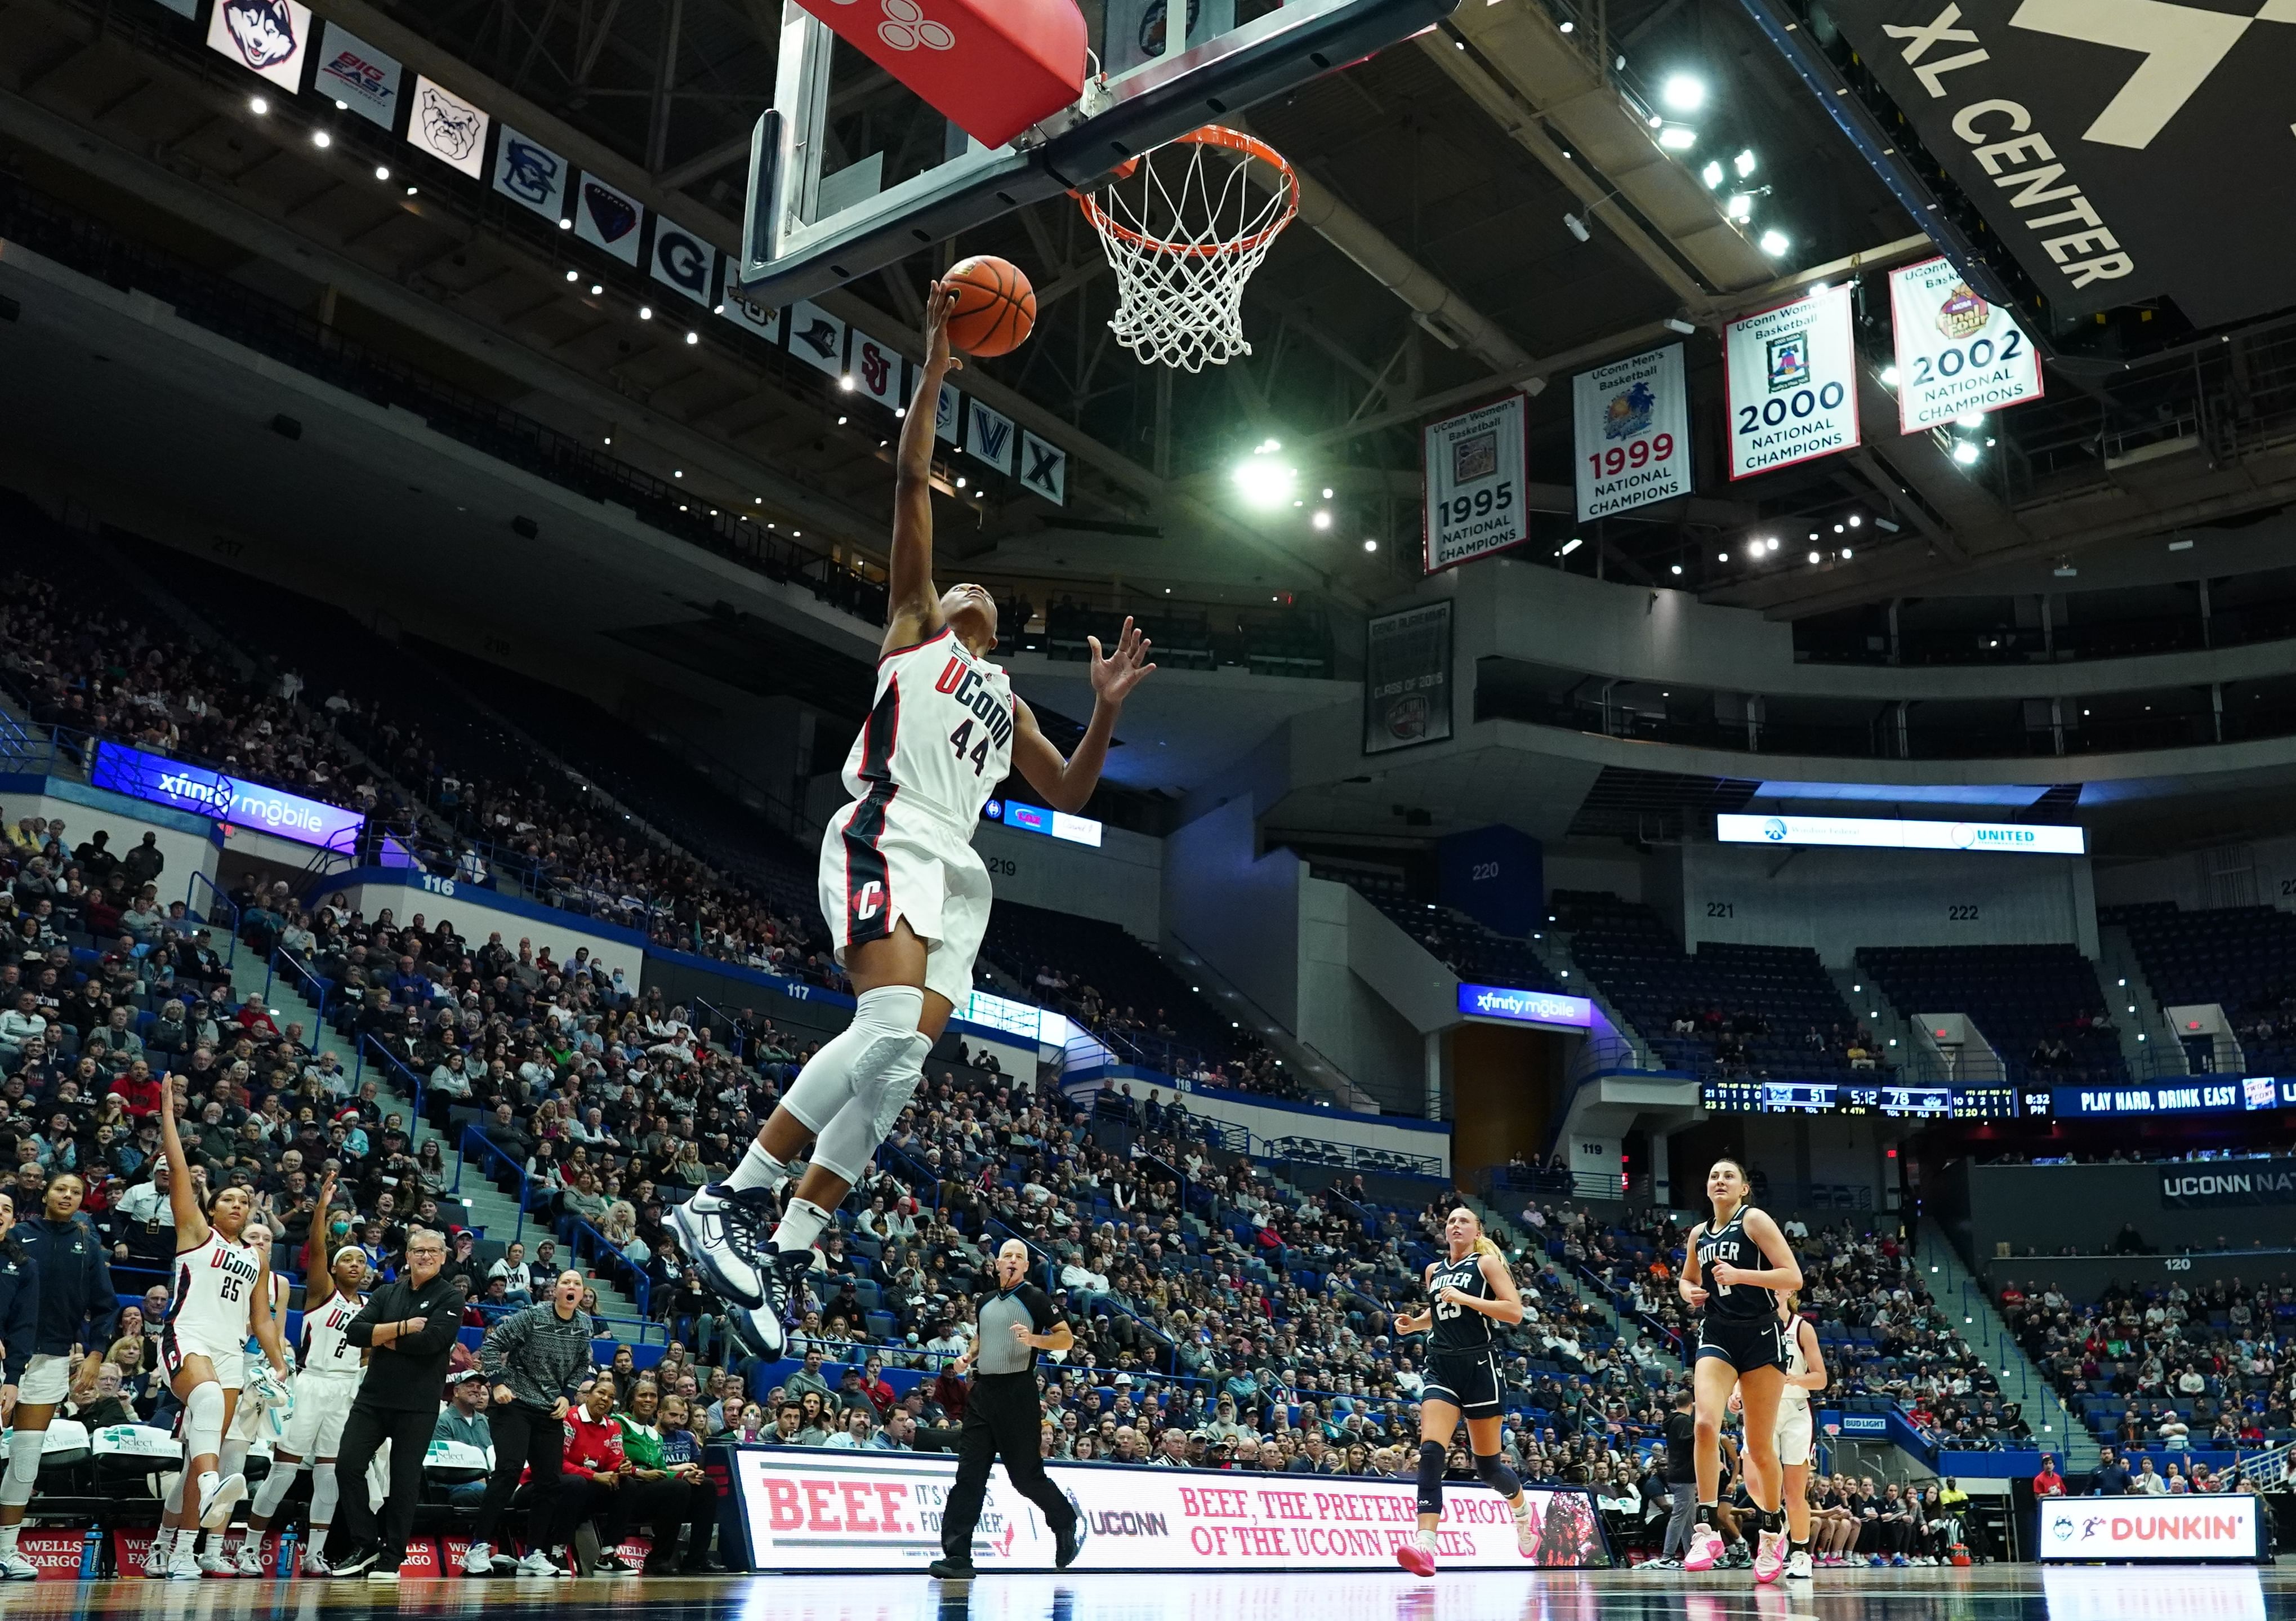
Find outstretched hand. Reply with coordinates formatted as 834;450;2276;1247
924;279;966;376
1087;617;1156;708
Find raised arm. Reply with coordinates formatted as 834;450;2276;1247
157;1076;207;1250
1010;621;1156;814
251;1248;289;1379
304;1170;340;1308
884;280;962;657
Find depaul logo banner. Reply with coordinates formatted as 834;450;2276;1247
92;742;364;849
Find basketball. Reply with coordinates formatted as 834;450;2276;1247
943;255;1036;358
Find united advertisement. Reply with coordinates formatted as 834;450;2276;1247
731;1450;1610;1573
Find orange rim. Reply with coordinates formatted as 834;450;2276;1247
1075;124;1298;260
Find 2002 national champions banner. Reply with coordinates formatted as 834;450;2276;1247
731;1449;1610;1572
1887;258;2044;434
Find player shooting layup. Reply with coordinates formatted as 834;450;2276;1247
675;279;1155;1345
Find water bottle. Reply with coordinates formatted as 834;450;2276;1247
79;1525;102;1580
277;1528;297;1582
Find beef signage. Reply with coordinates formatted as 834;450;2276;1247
729;1449;1611;1571
1826;0;2296;325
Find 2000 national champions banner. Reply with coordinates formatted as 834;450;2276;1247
730;1450;1610;1572
1724;283;1860;480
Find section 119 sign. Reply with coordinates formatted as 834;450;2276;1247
1572;344;1691;520
1423;394;1527;572
1726;283;1859;480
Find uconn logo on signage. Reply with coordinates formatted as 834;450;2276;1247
933;656;1013;749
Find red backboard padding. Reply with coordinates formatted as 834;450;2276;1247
795;0;1088;150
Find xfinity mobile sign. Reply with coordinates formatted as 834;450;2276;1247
1458;983;1593;1029
92;742;365;849
1717;813;2085;856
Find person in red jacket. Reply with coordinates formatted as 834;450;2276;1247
549;1374;639;1574
2034;1456;2065;1497
105;1064;163;1120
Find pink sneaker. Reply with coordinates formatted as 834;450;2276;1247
1753;1531;1786;1585
1683;1526;1725;1573
1396;1537;1435;1578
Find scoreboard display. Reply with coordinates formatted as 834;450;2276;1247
1700;1080;2025;1119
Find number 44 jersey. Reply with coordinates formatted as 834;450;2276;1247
818;626;1012;1009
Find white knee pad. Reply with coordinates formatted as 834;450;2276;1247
251;1459;302;1520
309;1463;340;1529
0;1427;43;1507
218;1439;250;1479
182;1382;226;1462
812;1033;929;1183
783;985;925;1133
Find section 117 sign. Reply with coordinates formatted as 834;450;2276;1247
1572;344;1691;520
1724;283;1859;480
1422;394;1527;572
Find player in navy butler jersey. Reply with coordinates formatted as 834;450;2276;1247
674;279;1156;1350
1680;1156;1803;1584
1390;1207;1541;1577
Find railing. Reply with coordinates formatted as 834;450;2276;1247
358;1034;429;1142
266;945;329;1031
564;1209;652;1321
457;1124;530;1244
1256;1135;1445;1180
185;870;241;970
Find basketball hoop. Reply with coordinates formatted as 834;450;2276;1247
1076;124;1297;372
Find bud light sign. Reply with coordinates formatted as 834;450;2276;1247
92;742;364;849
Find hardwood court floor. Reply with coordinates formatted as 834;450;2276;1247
8;1563;2283;1621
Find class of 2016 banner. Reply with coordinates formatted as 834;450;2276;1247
1363;600;1452;756
1888;257;2044;434
731;1448;1609;1572
1421;393;1528;572
1724;283;1860;480
1572;344;1691;520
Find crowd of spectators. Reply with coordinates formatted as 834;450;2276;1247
2002;1274;2296;1453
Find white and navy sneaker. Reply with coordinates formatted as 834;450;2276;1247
233;1539;265;1577
726;1302;786;1361
462;1541;494;1577
143;1535;171;1578
198;1471;248;1531
0;1551;40;1581
671;1184;779;1308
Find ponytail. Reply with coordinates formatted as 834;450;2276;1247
1472;1235;1504;1261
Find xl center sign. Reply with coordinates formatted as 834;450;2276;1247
730;1448;1610;1572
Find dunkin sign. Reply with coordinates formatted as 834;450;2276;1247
2039;1496;2264;1562
731;1449;1609;1573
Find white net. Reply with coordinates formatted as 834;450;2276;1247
1077;125;1298;372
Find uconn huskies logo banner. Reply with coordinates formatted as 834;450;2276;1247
206;0;313;92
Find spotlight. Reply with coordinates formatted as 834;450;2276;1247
1312;510;1332;530
1231;448;1298;508
1717;551;1729;562
559;218;572;230
405;186;418;196
1808;550;1821;564
249;96;269;115
1658;126;1697;151
1758;228;1790;256
1734;148;1757;179
1322;487;1335;499
956;476;968;488
590;284;603;296
1766;537;1779;551
837;415;847;425
1747;541;1764;559
1670;564;1683;575
674;470;684;478
311;130;331;149
1559;17;1573;29
639;306;654;320
1660;74;1706;113
335;100;348;112
1849;515;1863;528
1701;160;1724;189
1842;547;1853;559
374;166;391;181
565;270;578;282
1727;193;1754;222
1881;366;1901;386
686;331;699;345
1363;538;1379;552
1952;442;1981;465
1560;537;1583;555
1954;411;1986;429
840;375;857;390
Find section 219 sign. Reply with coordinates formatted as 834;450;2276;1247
1572;344;1690;520
1887;258;2043;435
1725;283;1859;480
1423;393;1527;573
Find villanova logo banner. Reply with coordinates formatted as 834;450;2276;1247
966;398;1017;476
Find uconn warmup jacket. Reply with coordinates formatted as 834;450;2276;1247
18;1215;114;1361
0;1244;36;1387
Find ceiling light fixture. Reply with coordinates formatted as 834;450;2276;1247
1661;73;1706;113
312;130;331;148
249;96;269;115
1758;228;1790;256
1701;159;1724;189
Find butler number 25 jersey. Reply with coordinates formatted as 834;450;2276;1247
1428;1250;1497;1353
841;627;1014;826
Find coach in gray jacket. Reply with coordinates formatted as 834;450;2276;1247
460;1269;596;1577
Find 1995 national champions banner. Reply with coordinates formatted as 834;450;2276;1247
730;1450;1611;1573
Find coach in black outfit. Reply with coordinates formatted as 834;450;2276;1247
930;1240;1082;1580
326;1227;470;1579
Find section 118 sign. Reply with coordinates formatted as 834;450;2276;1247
1572;344;1691;520
1423;394;1527;572
1725;284;1859;480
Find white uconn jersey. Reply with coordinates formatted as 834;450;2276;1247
300;1292;367;1375
170;1232;261;1351
842;628;1014;827
1780;1321;1812;1408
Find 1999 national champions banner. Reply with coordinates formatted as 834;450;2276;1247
730;1450;1610;1572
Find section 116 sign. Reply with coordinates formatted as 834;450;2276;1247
1423;394;1527;572
1572;344;1691;520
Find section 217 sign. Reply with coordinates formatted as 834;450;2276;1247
1572;344;1690;520
1725;283;1859;480
1422;393;1527;572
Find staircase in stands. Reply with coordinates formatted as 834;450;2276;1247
1912;1217;2094;1470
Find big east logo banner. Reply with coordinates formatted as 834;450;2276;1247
1827;0;2296;324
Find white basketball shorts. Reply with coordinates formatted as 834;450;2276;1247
279;1373;361;1457
818;794;991;1012
1776;1397;1813;1468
